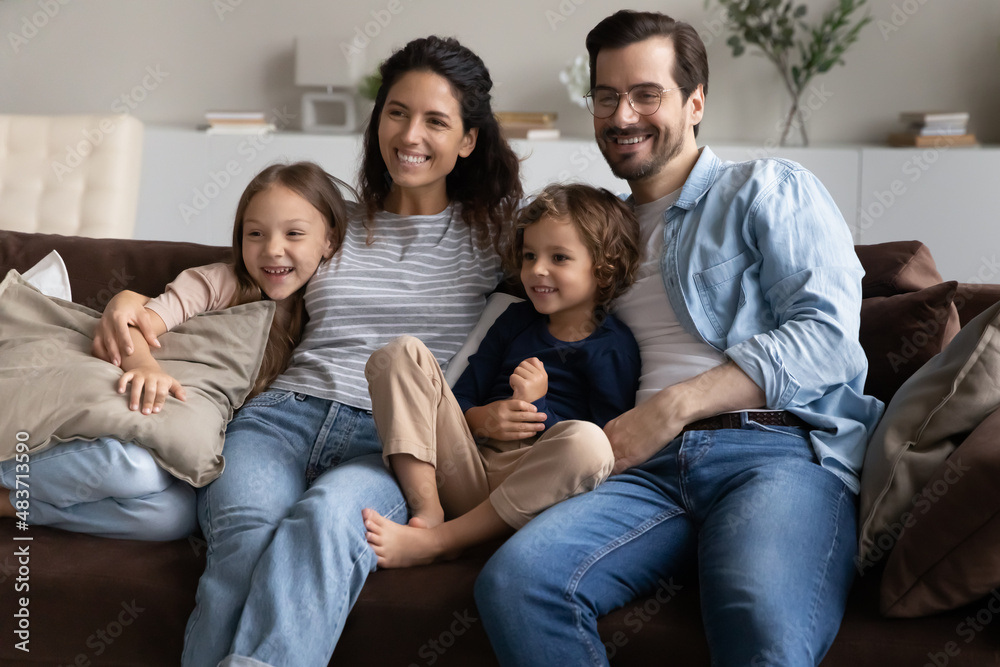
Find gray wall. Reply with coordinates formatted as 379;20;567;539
2;0;999;144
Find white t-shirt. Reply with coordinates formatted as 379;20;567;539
613;190;726;405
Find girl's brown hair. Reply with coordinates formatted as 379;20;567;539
229;161;354;397
358;36;522;251
504;183;640;309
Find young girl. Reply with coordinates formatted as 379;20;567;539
0;161;351;540
362;182;641;568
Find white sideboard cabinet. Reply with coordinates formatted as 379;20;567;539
136;126;999;282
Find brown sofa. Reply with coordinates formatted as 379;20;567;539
2;230;1000;666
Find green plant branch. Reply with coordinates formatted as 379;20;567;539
708;0;871;145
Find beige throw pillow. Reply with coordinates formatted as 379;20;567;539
858;299;1000;563
0;270;273;487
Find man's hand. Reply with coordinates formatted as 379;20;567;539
509;357;548;403
92;290;158;366
604;361;767;475
465;400;547;442
118;363;187;415
604;395;687;475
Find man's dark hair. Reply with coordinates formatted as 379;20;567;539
586;10;709;137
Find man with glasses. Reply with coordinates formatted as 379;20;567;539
475;9;883;667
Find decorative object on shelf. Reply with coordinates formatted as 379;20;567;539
559;55;590;109
295;35;365;134
202;110;275;135
358;67;382;102
495;111;560;140
889;112;978;147
707;0;872;146
899;111;971;136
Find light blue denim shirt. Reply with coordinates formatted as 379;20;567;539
654;147;884;493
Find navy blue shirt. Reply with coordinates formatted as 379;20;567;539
452;301;640;430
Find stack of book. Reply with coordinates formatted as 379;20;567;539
889;111;977;147
495;111;560;141
202;111;276;134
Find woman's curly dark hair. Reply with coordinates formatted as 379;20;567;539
358;35;522;251
504;183;640;309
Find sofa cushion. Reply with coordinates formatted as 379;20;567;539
855;241;946;298
880;406;1000;617
0;270;272;486
858;299;1000;564
859;281;961;404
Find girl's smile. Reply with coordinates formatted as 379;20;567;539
241;184;333;302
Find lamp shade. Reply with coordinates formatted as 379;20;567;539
295;35;362;87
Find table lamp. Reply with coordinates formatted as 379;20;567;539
295;35;362;133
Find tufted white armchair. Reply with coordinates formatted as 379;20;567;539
0;114;143;238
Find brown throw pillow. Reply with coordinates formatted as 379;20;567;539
860;282;961;405
856;241;946;298
880;407;1000;617
859;300;1000;567
0;270;273;486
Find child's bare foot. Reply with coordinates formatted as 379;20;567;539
0;492;15;518
408;511;443;529
363;508;448;568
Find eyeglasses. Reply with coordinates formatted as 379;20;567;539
584;84;685;119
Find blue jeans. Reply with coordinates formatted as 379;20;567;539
475;419;857;667
0;436;195;541
181;390;407;667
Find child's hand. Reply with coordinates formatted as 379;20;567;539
465;400;547;442
117;364;186;415
509;357;548;403
93;290;158;366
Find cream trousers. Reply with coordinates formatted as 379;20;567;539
365;335;614;529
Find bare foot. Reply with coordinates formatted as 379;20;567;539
408;512;443;529
0;491;15;518
363;508;446;569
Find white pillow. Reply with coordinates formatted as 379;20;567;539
22;250;72;300
444;292;524;387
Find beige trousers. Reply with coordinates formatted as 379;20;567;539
365;335;614;529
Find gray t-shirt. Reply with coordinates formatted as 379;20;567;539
271;202;503;410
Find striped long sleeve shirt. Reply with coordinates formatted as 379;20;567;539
271;202;503;411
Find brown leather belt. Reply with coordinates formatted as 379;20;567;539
681;411;810;434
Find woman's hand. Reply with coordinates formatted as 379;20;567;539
465;400;547;442
92;290;157;366
509;357;548;403
117;363;187;415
